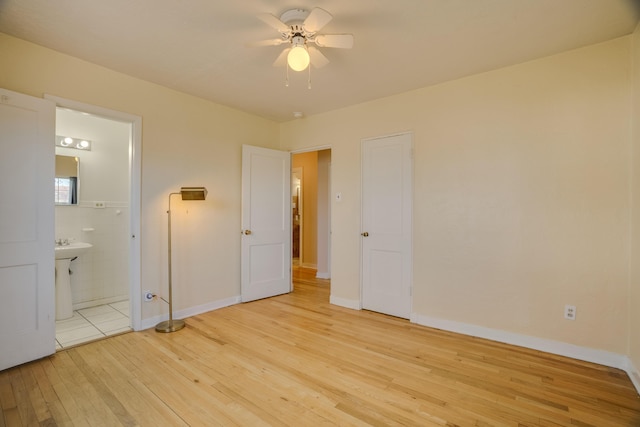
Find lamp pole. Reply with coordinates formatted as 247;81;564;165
155;187;207;333
155;192;185;333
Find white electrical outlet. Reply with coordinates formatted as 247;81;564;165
564;304;576;320
143;290;154;302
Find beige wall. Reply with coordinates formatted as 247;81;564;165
0;33;279;322
292;151;318;267
630;24;640;373
281;37;633;354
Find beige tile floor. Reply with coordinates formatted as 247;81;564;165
55;300;131;349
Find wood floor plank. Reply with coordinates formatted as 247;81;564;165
0;363;17;421
29;362;73;427
51;349;124;426
1;272;639;426
18;363;54;425
8;366;39;426
1;407;21;427
84;339;189;427
40;356;89;426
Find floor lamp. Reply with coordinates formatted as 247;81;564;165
156;186;208;333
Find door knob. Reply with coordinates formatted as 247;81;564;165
244;230;252;235
361;232;369;237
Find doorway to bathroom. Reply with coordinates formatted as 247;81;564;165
48;96;141;349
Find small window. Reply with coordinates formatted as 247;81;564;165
55;177;77;205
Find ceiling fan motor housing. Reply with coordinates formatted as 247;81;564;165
291;35;305;48
280;9;312;45
279;9;310;26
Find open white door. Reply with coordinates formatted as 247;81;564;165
0;88;55;370
241;145;291;302
361;133;413;319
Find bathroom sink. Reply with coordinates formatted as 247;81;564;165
54;242;93;260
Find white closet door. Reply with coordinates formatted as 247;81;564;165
361;133;413;319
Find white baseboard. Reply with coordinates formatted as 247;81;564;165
624;358;640;394
316;271;330;279
329;295;361;310
412;313;632;380
139;295;241;331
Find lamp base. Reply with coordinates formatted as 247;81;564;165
155;319;186;333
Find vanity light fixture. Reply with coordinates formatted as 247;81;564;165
155;186;208;333
55;135;92;151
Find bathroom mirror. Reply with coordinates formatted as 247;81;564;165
55;155;79;205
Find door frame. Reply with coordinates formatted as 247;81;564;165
45;95;143;331
291;167;303;263
290;145;332;279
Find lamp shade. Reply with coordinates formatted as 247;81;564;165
180;187;207;200
287;45;310;71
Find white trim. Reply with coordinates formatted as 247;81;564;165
290;144;332;155
330;295;361;310
624;358;640;394
360;130;416;144
412;313;629;372
292;166;303;265
140;295;241;331
316;271;330;279
44;94;143;331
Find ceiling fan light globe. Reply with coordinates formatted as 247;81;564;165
287;46;310;71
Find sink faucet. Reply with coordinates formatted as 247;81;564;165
55;238;70;246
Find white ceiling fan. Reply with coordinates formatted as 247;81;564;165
249;7;354;72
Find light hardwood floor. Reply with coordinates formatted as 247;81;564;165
1;269;639;426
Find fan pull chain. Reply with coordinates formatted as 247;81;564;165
285;65;289;87
308;64;312;89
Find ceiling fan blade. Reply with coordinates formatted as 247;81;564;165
246;38;287;48
272;48;290;67
258;13;290;33
308;46;329;69
314;34;354;49
303;7;333;33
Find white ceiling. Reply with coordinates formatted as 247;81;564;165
1;0;639;122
